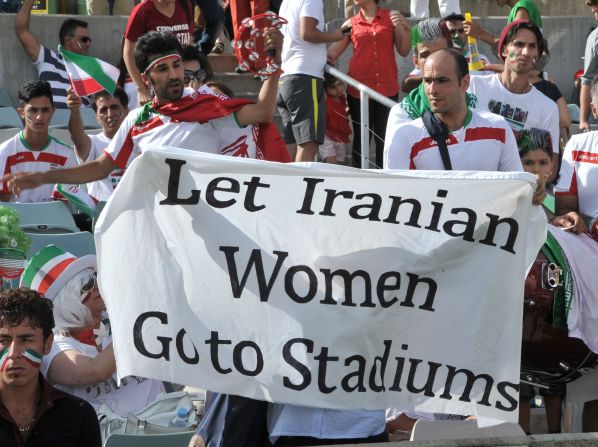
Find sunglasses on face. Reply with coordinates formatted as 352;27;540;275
69;35;92;44
184;69;206;84
80;271;98;299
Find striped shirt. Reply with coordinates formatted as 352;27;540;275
34;46;89;109
384;109;523;172
0;132;77;203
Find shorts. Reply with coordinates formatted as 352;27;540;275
319;136;346;162
276;74;325;145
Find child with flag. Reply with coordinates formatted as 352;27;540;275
0;287;101;445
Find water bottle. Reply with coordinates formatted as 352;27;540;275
169;407;189;428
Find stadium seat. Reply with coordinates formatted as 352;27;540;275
26;231;95;258
0;86;13;108
80;107;101;129
0;107;24;129
104;432;194;447
49;109;71;130
410;419;526;441
568;103;580;124
1;201;78;233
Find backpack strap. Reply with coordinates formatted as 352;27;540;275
422;110;452;170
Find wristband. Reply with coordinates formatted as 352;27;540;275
341;26;352;37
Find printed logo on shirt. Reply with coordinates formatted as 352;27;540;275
573;150;598;164
487;99;528;131
221;135;249;158
156;25;191;45
49;163;59;170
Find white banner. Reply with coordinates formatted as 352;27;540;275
95;147;546;423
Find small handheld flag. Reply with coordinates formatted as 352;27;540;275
59;46;120;97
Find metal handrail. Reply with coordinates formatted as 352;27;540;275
325;64;398;168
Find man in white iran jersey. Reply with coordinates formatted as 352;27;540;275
383;48;545;205
66;87;129;201
0;81;76;203
4;30;288;196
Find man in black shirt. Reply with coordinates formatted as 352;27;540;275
0;288;101;447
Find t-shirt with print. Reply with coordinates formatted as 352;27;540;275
0;132;77;202
125;0;194;46
41;335;164;417
555;130;598;218
78;133;125;201
468;74;559;153
279;0;327;78
104;88;241;170
384;109;522;172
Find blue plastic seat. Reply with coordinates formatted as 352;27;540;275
0;86;13;108
104;432;194;447
0;107;23;129
568;103;580;124
26;231;95;258
1;202;78;234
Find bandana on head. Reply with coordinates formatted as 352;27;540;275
144;54;182;74
497;20;530;61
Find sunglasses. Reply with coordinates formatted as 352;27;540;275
69;35;92;44
184;69;206;84
80;271;97;299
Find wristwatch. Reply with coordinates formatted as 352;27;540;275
341;26;352;37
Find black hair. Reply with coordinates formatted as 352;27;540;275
517;128;552;157
323;73;341;90
0;288;54;340
134;31;183;73
501;21;545;61
89;87;129;112
59;18;89;45
433;48;469;81
18;80;53;106
180;45;214;81
206;80;235;98
443;13;466;22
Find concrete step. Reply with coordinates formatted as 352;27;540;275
208;54;238;73
211;72;264;98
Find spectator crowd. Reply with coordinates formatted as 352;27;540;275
1;0;598;445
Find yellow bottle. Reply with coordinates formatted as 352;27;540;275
465;12;485;72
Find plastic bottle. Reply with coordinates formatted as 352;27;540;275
169;407;189;428
464;12;486;72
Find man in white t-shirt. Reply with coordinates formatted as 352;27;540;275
384;49;522;173
277;0;346;162
67;87;129;202
0;81;77;203
468;20;559;182
5;30;287;196
554;75;598;235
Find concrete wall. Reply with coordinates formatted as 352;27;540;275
0;13;593;105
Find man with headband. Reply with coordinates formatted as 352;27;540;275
0;288;101;446
468;20;559;182
0;81;77;203
4;30;288;196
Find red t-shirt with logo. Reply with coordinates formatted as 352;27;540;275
125;0;195;46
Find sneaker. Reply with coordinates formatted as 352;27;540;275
235;65;249;74
211;41;224;54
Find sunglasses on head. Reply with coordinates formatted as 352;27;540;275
80;271;97;299
184;69;206;84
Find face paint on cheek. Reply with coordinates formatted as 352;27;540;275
508;51;517;61
0;348;8;371
22;348;42;369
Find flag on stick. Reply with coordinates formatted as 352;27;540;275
59;46;120;97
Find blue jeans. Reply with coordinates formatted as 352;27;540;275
194;0;224;55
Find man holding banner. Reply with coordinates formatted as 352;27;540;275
4;29;288;197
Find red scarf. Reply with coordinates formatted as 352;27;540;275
150;93;290;163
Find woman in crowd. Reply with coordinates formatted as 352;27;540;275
21;245;164;417
327;0;411;169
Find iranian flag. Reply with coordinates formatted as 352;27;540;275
59;45;120;97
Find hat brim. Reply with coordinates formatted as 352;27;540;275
22;254;96;301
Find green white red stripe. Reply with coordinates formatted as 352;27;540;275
22;349;42;368
0;348;8;371
21;246;76;295
59;45;119;96
52;184;97;218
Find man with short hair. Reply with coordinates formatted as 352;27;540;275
4;30;287;196
0;81;76;203
468;20;559;182
0;287;101;446
66;87;129;201
15;0;96;108
443;12;491;72
579;0;598;132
